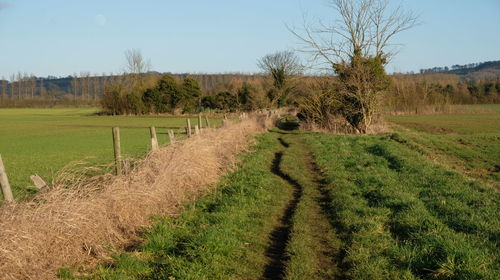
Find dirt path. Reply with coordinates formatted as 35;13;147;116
262;134;343;279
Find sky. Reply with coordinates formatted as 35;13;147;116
0;0;499;78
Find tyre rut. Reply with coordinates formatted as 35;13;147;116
263;138;302;280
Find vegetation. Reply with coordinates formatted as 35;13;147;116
291;0;418;133
0;108;220;200
67;117;499;279
388;109;500;185
87;132;293;279
258;51;302;107
305;131;499;279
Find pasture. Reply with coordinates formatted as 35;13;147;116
0;108;220;199
387;106;500;185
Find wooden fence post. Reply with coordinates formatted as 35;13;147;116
186;118;192;137
0;155;14;203
205;116;210;128
194;124;200;135
198;115;203;130
112;127;122;175
168;129;175;144
150;126;159;151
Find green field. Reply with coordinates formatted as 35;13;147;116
73;128;499;279
387;108;500;186
3;106;499;279
0;108;220;199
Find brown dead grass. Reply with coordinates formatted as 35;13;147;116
0;113;276;280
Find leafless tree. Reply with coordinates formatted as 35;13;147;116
29;74;36;99
257;50;302;106
71;73;79;101
124;48;151;93
290;0;418;133
125;48;151;75
9;74;15;99
291;0;418;69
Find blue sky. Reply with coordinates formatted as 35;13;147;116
0;0;499;78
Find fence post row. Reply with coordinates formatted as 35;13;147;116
112;127;122;175
198;115;203;130
194;125;200;135
150;126;159;151
0;155;14;203
168;129;175;144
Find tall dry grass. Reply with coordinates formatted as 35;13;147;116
0;113;275;280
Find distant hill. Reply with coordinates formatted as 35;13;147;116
419;60;500;80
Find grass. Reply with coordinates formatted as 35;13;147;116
304;132;500;279
66;131;346;280
58;122;499;279
278;133;342;280
387;105;500;185
85;132;293;279
0;108;221;200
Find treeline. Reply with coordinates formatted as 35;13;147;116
419;60;500;74
0;73;265;106
387;74;500;113
2;71;499;113
101;74;273;115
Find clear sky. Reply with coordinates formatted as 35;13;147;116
0;0;499;78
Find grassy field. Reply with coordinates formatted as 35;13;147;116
4;106;498;279
0;108;220;200
67;120;499;279
387;106;500;186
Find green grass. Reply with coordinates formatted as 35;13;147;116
58;126;499;279
68;131;346;280
0;108;221;200
304;132;500;279
278;133;342;279
44;105;499;279
84;132;293;279
387;105;500;185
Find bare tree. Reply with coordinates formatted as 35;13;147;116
291;0;418;69
9;74;15;99
71;73;79;101
124;48;151;93
29;74;36;99
125;48;151;75
291;0;418;133
257;50;302;106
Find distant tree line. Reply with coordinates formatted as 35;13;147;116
387;74;500;112
419;60;500;74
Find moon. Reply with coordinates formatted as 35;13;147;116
95;14;107;26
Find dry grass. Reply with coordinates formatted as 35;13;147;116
0;112;275;280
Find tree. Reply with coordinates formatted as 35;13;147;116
258;50;301;107
142;75;181;114
124;48;151;94
181;77;202;113
291;0;418;133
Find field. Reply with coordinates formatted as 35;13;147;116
73;107;499;279
1;106;499;279
387;107;500;186
0;108;221;199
